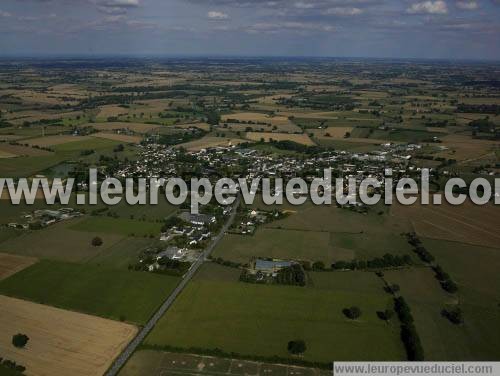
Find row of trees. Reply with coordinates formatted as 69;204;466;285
276;264;306;286
407;233;458;294
332;254;413;271
407;233;435;263
394;297;424;361
433;265;458;294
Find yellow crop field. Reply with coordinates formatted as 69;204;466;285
0;295;137;376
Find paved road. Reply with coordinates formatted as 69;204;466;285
105;197;241;376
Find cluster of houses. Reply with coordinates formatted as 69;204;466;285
144;246;185;271
114;144;179;179
147;210;227;272
111;133;428;209
6;208;82;230
231;209;284;235
141;246;199;272
160;222;211;248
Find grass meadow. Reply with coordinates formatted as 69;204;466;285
214;200;414;265
0;219;126;262
0;260;180;325
144;263;405;362
71;216;162;237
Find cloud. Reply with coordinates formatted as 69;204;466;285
17;13;57;22
93;0;140;9
325;7;363;16
125;19;158;29
97;6;128;15
456;1;478;10
407;1;448;14
0;10;12;17
92;0;139;16
294;1;316;9
104;14;127;22
247;21;334;34
207;11;229;20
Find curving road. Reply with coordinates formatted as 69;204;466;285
105;197;240;376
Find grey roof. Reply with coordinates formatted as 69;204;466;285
255;259;292;271
157;246;180;259
179;212;215;224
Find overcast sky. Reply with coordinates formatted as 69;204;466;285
0;0;499;59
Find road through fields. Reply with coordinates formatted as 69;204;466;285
105;197;241;376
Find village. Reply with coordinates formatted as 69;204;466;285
109;136;443;278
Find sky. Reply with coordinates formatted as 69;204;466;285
0;0;499;59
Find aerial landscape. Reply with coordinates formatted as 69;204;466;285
0;0;499;376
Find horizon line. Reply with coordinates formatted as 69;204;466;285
0;54;499;63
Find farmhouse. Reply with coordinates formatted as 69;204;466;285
157;246;186;260
254;259;293;274
179;212;216;226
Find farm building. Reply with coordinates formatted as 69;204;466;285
254;259;293;274
179;212;216;226
157;246;186;261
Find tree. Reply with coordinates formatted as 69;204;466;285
401;323;424;360
312;261;325;271
91;236;103;247
384;309;394;321
385;284;400;294
206;110;220;125
114;144;124;152
377;309;394;322
343;306;362;320
442;306;463;325
12;334;29;348
287;340;306;355
441;279;458;293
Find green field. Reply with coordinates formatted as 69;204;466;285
293;117;380;130
0;137;123;177
386;238;500;361
0;153;68;177
313;138;382;152
0;260;180;324
145;263;405;362
0;219;126;262
52;137;120;152
213;229;334;264
87;236;156;268
215;202;414;264
111;199;178;222
0;227;22;244
423;238;500;308
384;265;500;361
260;200;399;233
71;216;162;237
